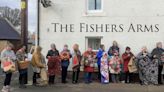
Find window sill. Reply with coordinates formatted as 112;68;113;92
83;12;107;17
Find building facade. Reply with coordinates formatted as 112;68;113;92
39;0;164;66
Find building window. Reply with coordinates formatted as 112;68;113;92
87;0;102;12
85;37;102;51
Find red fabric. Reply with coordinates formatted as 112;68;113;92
122;53;133;72
84;66;94;72
83;51;96;73
3;61;12;67
72;56;78;67
47;56;61;76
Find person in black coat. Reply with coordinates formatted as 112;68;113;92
108;41;119;56
46;44;60;84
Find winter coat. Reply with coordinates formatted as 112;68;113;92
108;46;119;56
122;52;134;72
31;53;45;73
82;51;96;72
151;47;164;65
96;49;104;66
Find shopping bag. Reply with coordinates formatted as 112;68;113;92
40;68;48;85
128;58;137;73
27;53;33;61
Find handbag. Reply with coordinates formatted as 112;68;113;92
128;58;137;73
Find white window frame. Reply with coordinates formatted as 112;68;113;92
86;0;103;13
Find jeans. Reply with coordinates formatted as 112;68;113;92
85;72;92;83
19;69;28;85
111;74;119;83
61;66;68;83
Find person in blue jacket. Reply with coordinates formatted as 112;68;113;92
60;44;72;83
96;44;105;81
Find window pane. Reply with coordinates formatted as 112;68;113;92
96;0;101;10
88;38;101;50
88;0;95;10
88;0;102;10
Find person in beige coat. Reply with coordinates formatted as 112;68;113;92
31;46;47;86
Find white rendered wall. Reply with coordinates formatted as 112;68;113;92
39;0;164;70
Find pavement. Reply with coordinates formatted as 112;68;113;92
0;74;164;92
0;67;164;92
0;81;164;92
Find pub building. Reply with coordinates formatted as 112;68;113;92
38;0;164;71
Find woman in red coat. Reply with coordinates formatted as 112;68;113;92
122;47;134;83
82;47;96;84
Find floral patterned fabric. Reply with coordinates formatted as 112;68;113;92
100;52;109;83
82;51;96;72
109;56;122;74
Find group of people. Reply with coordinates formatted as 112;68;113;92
96;41;164;85
0;44;29;92
0;41;164;92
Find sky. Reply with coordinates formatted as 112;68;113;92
0;0;37;33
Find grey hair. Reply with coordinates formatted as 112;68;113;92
156;42;162;46
51;43;56;49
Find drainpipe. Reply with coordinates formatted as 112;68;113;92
36;0;40;46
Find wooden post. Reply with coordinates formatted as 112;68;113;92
21;0;28;51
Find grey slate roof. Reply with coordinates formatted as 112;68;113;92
0;18;20;40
